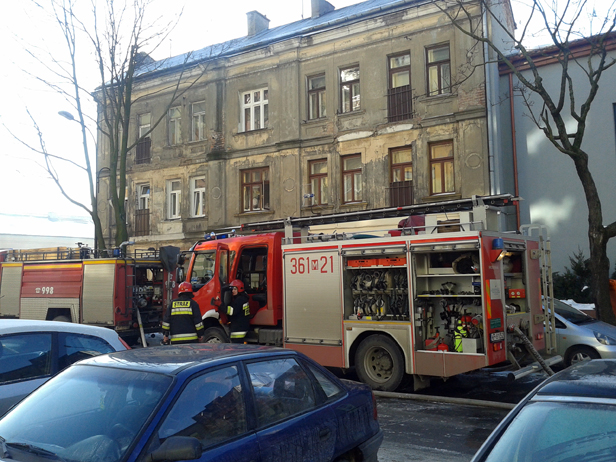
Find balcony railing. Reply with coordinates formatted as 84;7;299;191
136;137;151;164
388;180;413;207
134;209;150;236
387;85;413;123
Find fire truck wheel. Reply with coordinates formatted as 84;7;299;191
201;327;229;344
52;315;71;323
355;335;404;392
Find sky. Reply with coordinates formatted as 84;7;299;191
0;0;603;243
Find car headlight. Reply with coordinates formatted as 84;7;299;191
594;332;616;345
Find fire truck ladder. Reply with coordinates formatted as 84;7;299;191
520;224;556;355
236;194;518;241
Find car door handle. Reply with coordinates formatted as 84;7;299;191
319;428;331;441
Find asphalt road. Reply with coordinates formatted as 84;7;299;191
375;397;509;462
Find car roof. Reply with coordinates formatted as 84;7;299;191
76;344;293;375
0;319;122;342
536;360;616;399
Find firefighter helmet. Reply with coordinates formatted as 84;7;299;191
229;279;244;292
178;282;193;294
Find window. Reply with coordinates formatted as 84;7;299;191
427;45;451;96
135;184;150;236
242;167;269;212
192;102;206;141
390;147;413;206
308;74;326;120
308;159;328;205
247;358;316;427
0;333;52;384
241;88;269;132
167;179;181;219
340;66;360;113
190;176;206;217
191;251;215;285
388;53;412;122
342;155;362;203
168;107;181;145
430;141;454;194
158;366;247;448
136;113;151;164
57;333;114;371
303;361;343;400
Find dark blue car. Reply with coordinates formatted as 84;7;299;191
0;344;382;462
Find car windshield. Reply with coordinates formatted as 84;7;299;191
0;364;172;462
552;299;596;325
482;400;616;462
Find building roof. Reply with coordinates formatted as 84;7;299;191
136;0;427;79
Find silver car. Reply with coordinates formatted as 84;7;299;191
0;319;128;415
553;299;616;366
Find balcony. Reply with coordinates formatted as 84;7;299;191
389;180;413;207
387;85;413;123
136;137;151;164
134;209;150;236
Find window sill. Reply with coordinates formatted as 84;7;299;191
187;215;207;220
236;209;275;218
234;127;272;137
303;117;328;125
416;93;454;103
337;109;365;118
301;204;333;212
420;193;461;203
341;201;368;209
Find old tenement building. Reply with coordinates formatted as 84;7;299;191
96;0;515;249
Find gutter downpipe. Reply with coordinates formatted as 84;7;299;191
509;73;521;229
483;5;497;195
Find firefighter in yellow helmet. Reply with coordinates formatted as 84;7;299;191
162;282;204;344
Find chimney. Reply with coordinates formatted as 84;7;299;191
247;11;270;37
311;0;335;18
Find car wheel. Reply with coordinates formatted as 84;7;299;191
52;315;71;322
355;335;405;391
201;327;229;343
566;345;600;367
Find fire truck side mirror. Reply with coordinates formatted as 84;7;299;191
177;253;186;266
176;267;185;283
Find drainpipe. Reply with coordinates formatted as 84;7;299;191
482;5;498;195
509;73;521;229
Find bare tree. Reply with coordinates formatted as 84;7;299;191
10;0;219;252
435;0;616;323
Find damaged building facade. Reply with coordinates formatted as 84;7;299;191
96;0;515;249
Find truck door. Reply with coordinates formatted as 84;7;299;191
189;244;229;314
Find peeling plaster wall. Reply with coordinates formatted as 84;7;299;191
96;0;505;251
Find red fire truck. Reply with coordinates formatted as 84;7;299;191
185;194;558;391
0;246;180;346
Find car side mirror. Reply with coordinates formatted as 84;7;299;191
145;436;202;462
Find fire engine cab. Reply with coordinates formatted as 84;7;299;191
186;195;559;391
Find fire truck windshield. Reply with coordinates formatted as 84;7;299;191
191;251;216;286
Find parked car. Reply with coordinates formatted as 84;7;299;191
472;359;616;461
551;299;616;366
0;319;129;415
0;344;383;462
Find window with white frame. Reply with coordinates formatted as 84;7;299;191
138;113;151;138
167;179;181;219
192;102;205;141
190;176;206;217
168;107;181;145
138;184;150;210
241;88;268;132
136;113;151;164
340;66;360;113
308;74;326;120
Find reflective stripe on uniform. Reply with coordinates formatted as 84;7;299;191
162;322;170;330
170;333;198;341
171;309;193;315
195;322;204;330
227;307;234;316
230;331;247;339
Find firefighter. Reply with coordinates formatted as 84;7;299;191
162;282;204;344
216;279;250;343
